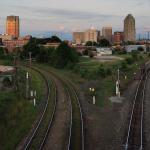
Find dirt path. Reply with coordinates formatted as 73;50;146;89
78;80;138;150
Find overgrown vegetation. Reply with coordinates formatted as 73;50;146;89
85;38;110;47
21;39;79;68
0;64;45;149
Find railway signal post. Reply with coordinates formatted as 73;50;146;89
89;88;96;104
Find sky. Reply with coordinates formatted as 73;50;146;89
0;0;150;38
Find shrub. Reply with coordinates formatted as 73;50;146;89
121;61;128;70
2;77;12;87
131;51;139;60
138;47;144;52
125;57;134;65
139;55;143;60
106;68;112;76
96;65;106;78
80;69;88;78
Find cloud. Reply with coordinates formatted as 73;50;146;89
7;5;122;21
0;0;150;36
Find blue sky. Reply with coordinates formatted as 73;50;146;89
0;0;150;38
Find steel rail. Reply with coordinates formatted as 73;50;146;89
125;71;150;150
24;67;54;150
32;65;85;150
38;84;57;150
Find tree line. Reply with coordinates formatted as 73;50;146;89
20;37;79;68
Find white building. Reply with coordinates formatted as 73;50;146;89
96;47;112;56
125;45;146;52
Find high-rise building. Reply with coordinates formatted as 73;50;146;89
73;32;85;45
6;16;20;38
102;27;112;43
113;32;124;45
124;14;136;42
85;28;98;43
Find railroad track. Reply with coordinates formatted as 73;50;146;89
124;71;150;150
24;67;57;150
23;65;84;150
32;65;85;150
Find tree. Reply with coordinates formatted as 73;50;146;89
99;39;110;47
125;41;135;45
125;57;134;65
53;42;79;68
85;41;97;46
50;36;62;43
21;38;40;59
36;47;55;63
36;36;62;45
138;46;144;52
2;77;12;87
0;47;4;56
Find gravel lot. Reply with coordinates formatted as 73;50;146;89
79;80;138;150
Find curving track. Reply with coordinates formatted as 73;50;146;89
23;66;84;150
24;67;57;150
124;71;150;150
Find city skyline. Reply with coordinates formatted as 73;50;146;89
0;0;150;38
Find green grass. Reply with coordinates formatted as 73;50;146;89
34;53;150;108
0;64;45;149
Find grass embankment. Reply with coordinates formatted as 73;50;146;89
0;61;45;150
35;53;150;108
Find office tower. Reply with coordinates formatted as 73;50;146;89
113;32;124;45
85;27;98;43
102;27;112;43
124;14;136;42
6;16;20;38
73;32;85;44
